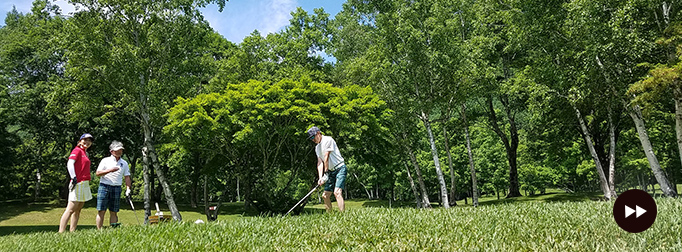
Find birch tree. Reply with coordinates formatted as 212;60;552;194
64;0;228;221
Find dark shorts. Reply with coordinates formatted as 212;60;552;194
97;183;121;212
324;165;347;192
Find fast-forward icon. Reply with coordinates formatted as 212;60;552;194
624;205;647;218
613;189;657;233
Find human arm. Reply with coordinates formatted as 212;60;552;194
67;159;76;178
67;159;77;190
95;160;120;177
317;152;331;186
317;157;324;185
125;175;132;196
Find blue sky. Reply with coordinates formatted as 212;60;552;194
0;0;345;43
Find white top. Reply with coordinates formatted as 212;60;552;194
97;155;130;186
315;135;345;170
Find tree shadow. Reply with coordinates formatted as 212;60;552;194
0;225;97;236
0;199;64;223
156;201;264;218
476;192;604;206
361;200;419;208
298;208;326;215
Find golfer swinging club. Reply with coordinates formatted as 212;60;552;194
308;126;347;212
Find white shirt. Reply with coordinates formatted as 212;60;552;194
97;155;130;186
315;135;345;170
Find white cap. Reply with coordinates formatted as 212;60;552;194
109;140;124;151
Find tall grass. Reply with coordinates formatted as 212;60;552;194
1;198;681;251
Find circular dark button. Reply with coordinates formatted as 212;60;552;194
613;189;657;233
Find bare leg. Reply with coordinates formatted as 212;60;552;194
334;188;345;212
59;201;76;233
322;191;333;212
96;210;106;230
69;202;84;232
110;211;118;225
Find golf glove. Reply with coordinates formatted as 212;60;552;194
320;173;328;184
125;187;131;197
68;177;78;191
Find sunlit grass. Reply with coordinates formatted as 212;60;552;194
1;197;681;251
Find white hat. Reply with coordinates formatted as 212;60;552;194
109;141;125;151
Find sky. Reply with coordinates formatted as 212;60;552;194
0;0;345;43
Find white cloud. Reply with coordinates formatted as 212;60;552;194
200;0;297;43
260;0;296;34
1;0;301;43
54;0;76;17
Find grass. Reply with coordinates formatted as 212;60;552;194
1;189;681;251
0;200;259;236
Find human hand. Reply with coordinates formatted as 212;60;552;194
318;173;328;186
68;177;78;191
125;187;131;197
110;167;120;173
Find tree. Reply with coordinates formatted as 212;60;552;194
629;21;682;185
63;0;228;221
0;1;83;200
466;0;530;198
333;0;465;208
166;78;391;213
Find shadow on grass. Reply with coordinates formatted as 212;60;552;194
477;192;604;206
299;208;326;215
0;199;71;224
0;225;97;236
361;200;418;208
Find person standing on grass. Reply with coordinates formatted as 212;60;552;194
95;140;132;229
307;126;347;212
59;133;94;233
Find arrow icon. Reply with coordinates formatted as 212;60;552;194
625;205;647;218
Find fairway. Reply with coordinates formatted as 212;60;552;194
2;192;681;251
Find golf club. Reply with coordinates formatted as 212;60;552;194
127;195;141;225
285;173;328;216
285;183;320;216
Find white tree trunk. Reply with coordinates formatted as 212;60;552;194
35;168;41;200
572;104;614;200
404;162;422;208
629;105;677;197
142;146;152;224
443;126;457;206
421;111;449;208
405;143;432;208
674;89;682;190
353;173;373;199
140;91;182;221
608;105;617;197
462;104;478;207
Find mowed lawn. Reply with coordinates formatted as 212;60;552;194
2;187;682;251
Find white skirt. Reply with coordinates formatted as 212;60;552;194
68;181;93;202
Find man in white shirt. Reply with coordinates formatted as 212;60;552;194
307;126;347;212
95;140;132;229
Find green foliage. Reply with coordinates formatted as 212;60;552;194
208;8;333;92
0;0;80;200
628;22;682;108
165;78;391;213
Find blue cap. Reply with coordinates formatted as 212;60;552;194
80;133;94;141
307;126;320;140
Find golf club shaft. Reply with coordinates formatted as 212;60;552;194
285;184;320;216
128;197;141;225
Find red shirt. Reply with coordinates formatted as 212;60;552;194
69;147;91;182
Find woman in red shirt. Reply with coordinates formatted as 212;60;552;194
59;133;94;233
